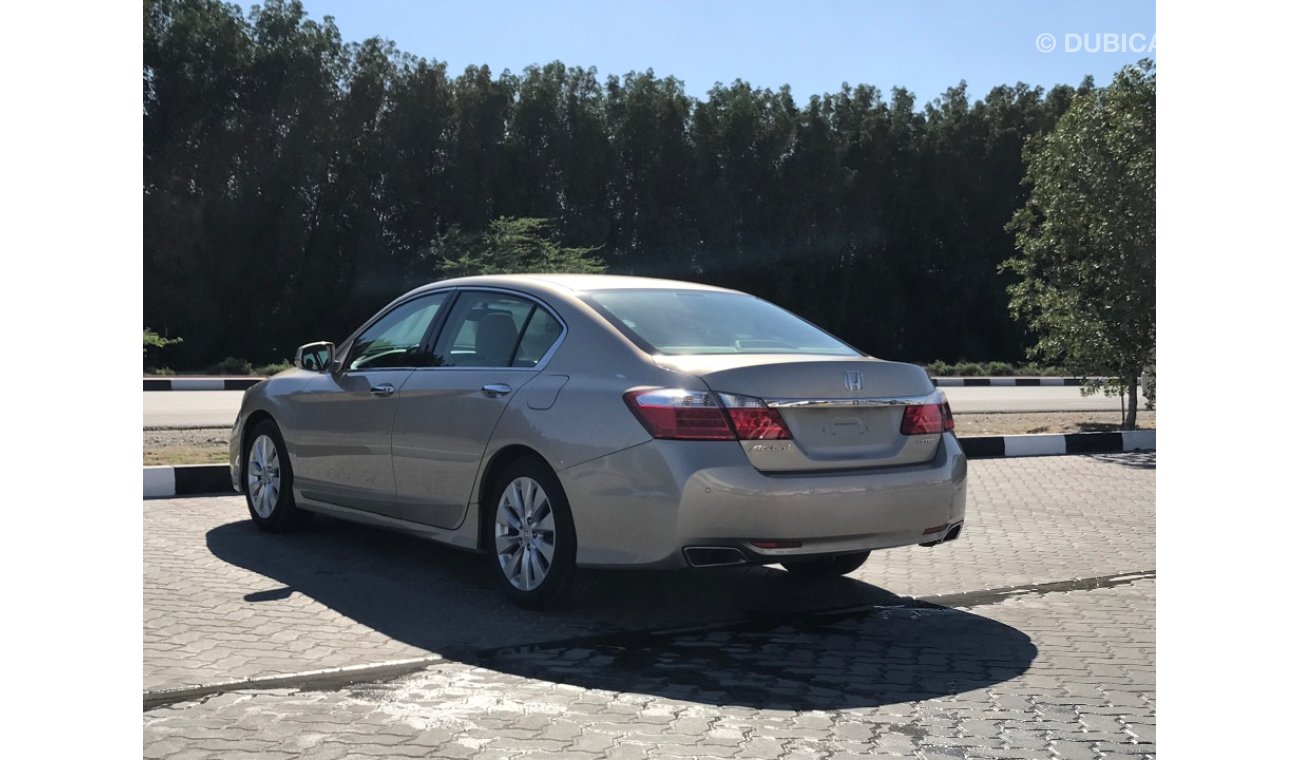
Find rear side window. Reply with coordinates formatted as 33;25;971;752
431;291;564;368
513;309;563;367
584;289;859;356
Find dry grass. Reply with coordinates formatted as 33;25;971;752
143;447;229;466
144;428;229;466
955;410;1156;436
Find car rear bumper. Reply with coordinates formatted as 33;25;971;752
559;433;967;568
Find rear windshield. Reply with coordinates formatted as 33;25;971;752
583;289;861;356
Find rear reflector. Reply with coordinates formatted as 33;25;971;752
750;539;802;549
901;401;956;435
923;522;950;535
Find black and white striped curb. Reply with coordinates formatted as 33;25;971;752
144;378;263;391
143;430;1154;498
144;465;235;498
930;376;1111;387
958;430;1155;459
144;376;1115;391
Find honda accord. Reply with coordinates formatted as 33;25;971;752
230;274;967;607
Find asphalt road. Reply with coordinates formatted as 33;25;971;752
143;384;1148;428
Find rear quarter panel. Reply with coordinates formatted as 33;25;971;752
474;290;703;503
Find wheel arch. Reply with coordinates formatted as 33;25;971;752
241;410;278;459
476;444;553;551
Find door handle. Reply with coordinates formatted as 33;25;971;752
369;383;396;398
481;383;512;398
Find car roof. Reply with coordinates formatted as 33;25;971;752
413;273;738;295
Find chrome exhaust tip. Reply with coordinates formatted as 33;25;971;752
683;546;749;568
921;522;963;547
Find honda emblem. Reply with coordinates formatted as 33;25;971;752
844;371;864;392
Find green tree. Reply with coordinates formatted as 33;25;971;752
604;71;696;273
144;327;182;372
144;328;182;353
1004;61;1155;428
144;0;1099;368
427;217;605;278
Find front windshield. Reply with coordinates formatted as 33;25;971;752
584;289;861;356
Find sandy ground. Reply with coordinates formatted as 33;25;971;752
143;410;1155;466
143;428;230;465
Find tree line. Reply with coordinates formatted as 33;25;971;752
145;0;1100;370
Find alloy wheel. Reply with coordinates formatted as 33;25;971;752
247;433;281;518
494;476;557;591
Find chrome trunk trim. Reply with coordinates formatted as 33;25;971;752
763;394;934;408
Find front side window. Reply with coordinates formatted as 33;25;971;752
584;289;860;356
347;293;448;370
432;291;563;368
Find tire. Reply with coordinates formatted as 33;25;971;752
781;550;871;578
485;455;579;609
243;420;311;532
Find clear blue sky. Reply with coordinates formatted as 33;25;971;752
239;0;1155;105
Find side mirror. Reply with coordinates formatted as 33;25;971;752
294;341;335;372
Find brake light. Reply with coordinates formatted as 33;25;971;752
901;402;955;435
624;389;792;441
624;389;734;440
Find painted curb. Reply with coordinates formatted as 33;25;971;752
931;376;1113;387
958;430;1155;459
143;376;1117;391
144;378;263;391
142;431;1154;498
144;464;234;498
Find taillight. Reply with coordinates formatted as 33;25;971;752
623;389;734;440
940;401;955;432
901;402;956;435
716;393;792;440
623;389;792;441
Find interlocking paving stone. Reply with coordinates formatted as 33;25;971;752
144;580;1155;758
144;453;1155;759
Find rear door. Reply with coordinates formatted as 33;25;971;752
391;290;566;528
291;292;450;514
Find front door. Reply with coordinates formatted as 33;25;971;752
291;292;450;515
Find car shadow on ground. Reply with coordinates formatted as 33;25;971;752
205;515;1037;709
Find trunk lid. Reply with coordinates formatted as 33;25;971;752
656;355;943;472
